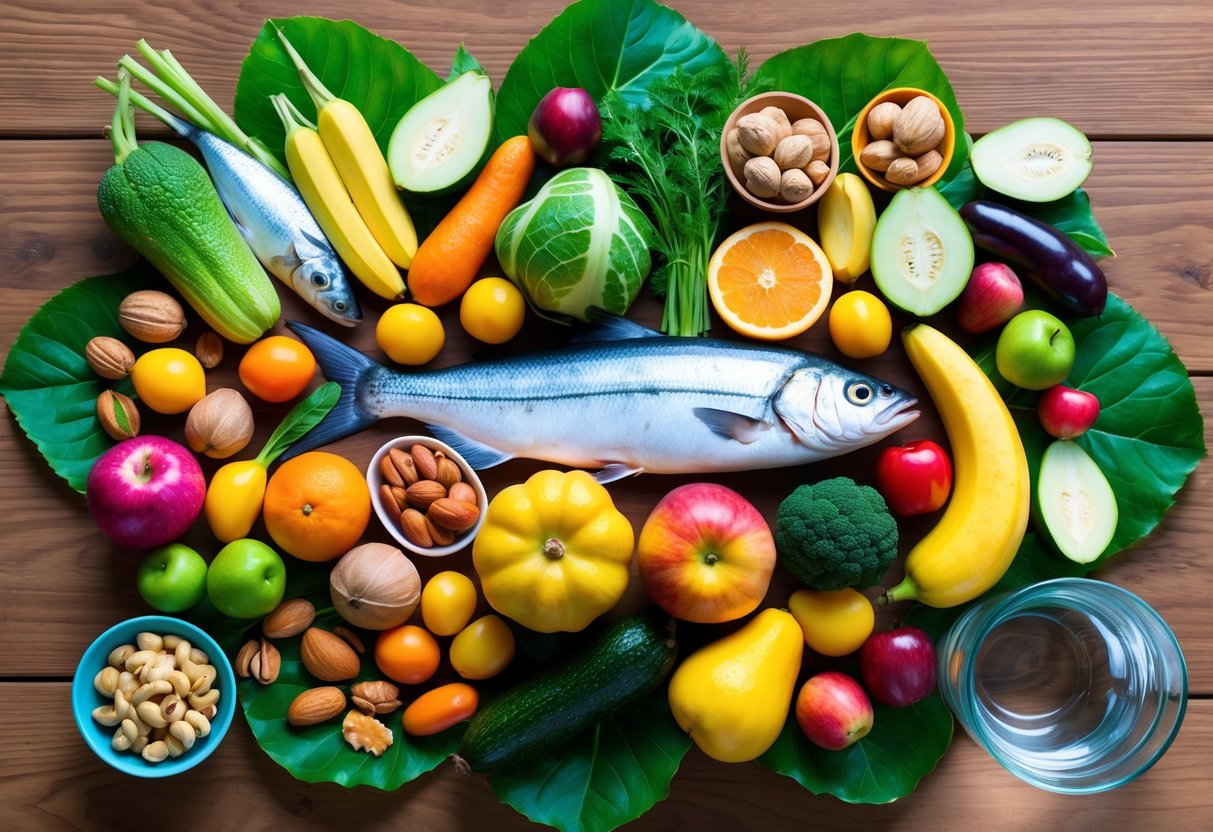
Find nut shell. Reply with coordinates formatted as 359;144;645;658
885;156;920;186
759;106;793;143
96;390;140;440
184;388;254;459
859;140;902;173
866;101;902;141
287;686;347;726
772;135;815;171
85;336;135;380
779;169;814;203
118;290;187;344
300;628;361;682
743;156;782;199
893;96;946;156
195;332;224;369
736;113;779;156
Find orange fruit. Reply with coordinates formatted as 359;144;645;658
238;335;316;403
262;451;371;562
707;222;834;340
375;625;441;686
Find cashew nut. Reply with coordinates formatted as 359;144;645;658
94;667;120;697
130;736;148;755
174;640;192;669
166;670;191;699
119;719;138;744
136;632;164;653
190;665;217;696
135;700;168;729
160;694;186;723
142;740;169;763
188;688;220;711
165;735;186;758
125;649;158;675
111;731;132;752
162;634;182;651
117;671;139;697
132;680;173;706
92;705;121;727
108;644;136;669
184;709;211;738
169;720;196;751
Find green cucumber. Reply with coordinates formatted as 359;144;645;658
456;613;677;772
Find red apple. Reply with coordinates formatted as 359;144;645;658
1039;384;1101;439
86;435;206;549
876;439;953;517
636;483;775;624
956;262;1023;333
527;87;602;167
795;671;874;750
859;626;938;708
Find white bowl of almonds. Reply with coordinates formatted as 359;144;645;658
367;436;487;557
72;616;236;777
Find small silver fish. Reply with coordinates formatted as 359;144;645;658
158;111;361;327
282;316;919;481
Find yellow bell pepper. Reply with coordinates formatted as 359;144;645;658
473;470;634;633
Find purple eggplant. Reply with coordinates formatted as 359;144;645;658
960;200;1107;316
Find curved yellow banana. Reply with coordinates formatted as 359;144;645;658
272;95;405;300
318;101;418;269
882;324;1029;608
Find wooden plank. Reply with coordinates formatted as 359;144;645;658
3;139;1213;369
0;0;1211;139
0;682;1208;829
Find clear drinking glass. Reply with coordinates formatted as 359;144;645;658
937;578;1187;794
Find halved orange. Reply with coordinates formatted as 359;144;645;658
708;222;834;340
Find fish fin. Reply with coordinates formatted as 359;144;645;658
692;407;773;445
269;242;304;278
295;227;330;261
592;463;644;484
424;424;514;470
573;310;663;343
279;321;381;460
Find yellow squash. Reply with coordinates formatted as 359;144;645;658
204;459;267;542
817;172;876;284
667;608;803;763
472;470;634;633
881;324;1030;607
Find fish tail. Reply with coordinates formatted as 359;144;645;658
279;321;381;460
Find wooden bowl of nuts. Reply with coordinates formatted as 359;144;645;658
367;436;488;557
852;87;956;192
720;91;839;213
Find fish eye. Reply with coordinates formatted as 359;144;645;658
333;300;347;313
846;381;874;405
311;273;329;288
880;384;894;397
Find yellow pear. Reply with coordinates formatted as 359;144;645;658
667;607;803;762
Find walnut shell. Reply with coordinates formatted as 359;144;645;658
885;156;921;186
893;96;946;156
329;542;421;630
184;388;254;459
118;290;187;344
772;135;815;171
743;156;782;199
736;113;779;156
779;169;814;203
866;101;902;141
85;336;135;380
759;106;793;143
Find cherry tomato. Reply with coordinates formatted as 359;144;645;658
130;348;206;414
449;614;515;680
460;278;526;344
876;439;953;516
788;588;875;657
238;335;316;403
402;682;479;736
828;290;892;359
375;624;440;685
420;571;478;636
376;303;444;365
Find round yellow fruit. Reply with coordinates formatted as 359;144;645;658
130;348;206;414
460;278;526;344
376;303;444;365
787;587;876;657
828;290;892;359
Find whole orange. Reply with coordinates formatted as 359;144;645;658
375;625;441;685
238;335;316;403
262;451;371;562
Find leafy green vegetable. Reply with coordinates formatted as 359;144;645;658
602;61;749;336
489;690;691;832
758;696;954;804
496;168;655;321
0;269;153;493
755;34;967;180
256;382;340;466
448;43;483;80
492;0;731;147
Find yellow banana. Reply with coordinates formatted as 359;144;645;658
271;95;405;300
276;28;418;269
881;324;1029;608
818;172;876;284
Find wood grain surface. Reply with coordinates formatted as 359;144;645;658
0;1;1210;829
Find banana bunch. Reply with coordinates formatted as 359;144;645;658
881;324;1030;608
271;29;414;300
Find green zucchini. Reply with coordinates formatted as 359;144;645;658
456;612;677;772
97;82;279;344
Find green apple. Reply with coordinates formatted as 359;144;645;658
206;538;286;619
136;543;208;613
995;310;1076;390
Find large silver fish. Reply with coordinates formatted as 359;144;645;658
282;316;919;481
156;110;361;327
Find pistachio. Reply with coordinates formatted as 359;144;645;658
195;331;224;368
235;639;259;679
85;336;135;380
118;290;187;344
248;638;281;685
184;388;254;459
95;390;140;441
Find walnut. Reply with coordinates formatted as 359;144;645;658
342;710;393;757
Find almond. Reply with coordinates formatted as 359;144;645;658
333;625;366;655
389;448;419;485
262;598;316;639
380;455;405;488
427;497;481;533
85;336;135;380
400;509;433;548
405;479;446;511
300;628;361;682
425;515;456;547
410;444;439;481
434;453;463;488
118;290;187;344
380;483;405;514
448;481;478;506
287;686;347;726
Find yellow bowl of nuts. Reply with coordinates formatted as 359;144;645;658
367;435;488;557
72;616;236;777
720;91;840;213
852;87;956;192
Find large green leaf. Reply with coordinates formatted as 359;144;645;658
0;269;153;493
492;0;731;147
489;691;691;832
755;35;967;180
758;696;954;804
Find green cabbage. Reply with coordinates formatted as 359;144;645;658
495;168;655;321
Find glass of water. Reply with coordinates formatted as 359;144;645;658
937;577;1187;794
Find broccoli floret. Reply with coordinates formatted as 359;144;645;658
775;476;898;590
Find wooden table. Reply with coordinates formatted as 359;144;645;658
2;0;1211;828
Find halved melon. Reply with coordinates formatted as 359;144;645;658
388;71;494;194
870;186;973;317
1035;439;1118;564
971;117;1092;203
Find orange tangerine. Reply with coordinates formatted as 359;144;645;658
707;222;834;340
262;451;371;562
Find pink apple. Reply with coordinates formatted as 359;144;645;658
1039;384;1101;439
956;262;1024;333
795;671;874;750
86;435;206;549
636;483;775;624
859;626;938;708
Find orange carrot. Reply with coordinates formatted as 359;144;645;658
407;136;535;307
